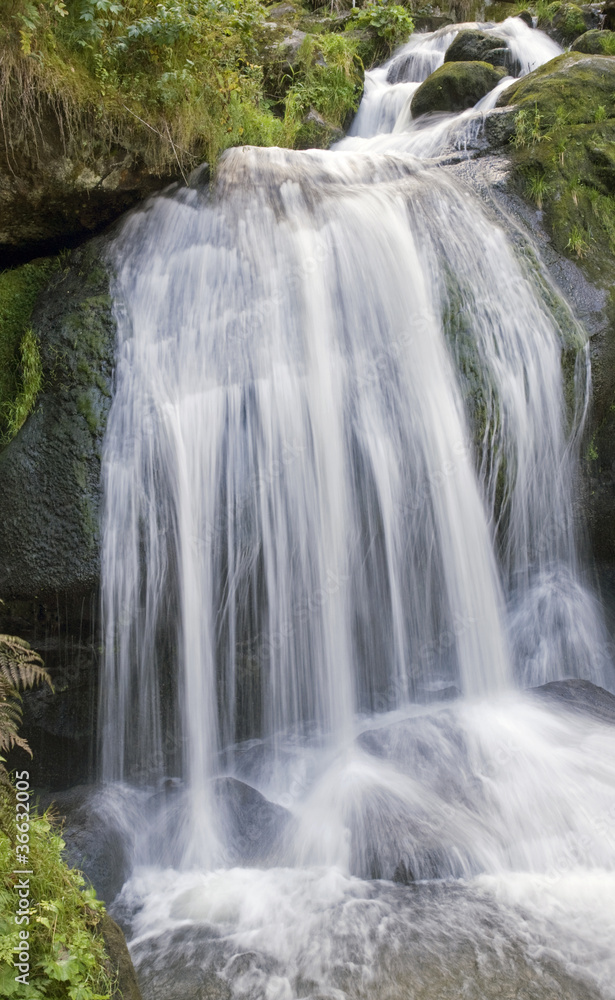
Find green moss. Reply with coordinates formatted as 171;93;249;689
411;61;507;118
0;260;56;447
500;55;615;282
537;2;587;42
0;800;115;999
571;29;615;55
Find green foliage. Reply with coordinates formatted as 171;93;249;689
0;808;114;999
524;167;550;209
347;1;414;63
0;260;56;447
285;32;363;133
0;639;112;999
513;104;544;148
566;223;591;258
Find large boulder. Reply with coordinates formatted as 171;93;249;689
213;777;291;865
497;52;615;124
411;62;507;118
443;29;511;69
0;239;115;599
571;28;615;53
0;241;115;785
532;678;615;724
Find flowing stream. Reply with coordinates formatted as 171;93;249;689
100;19;615;1000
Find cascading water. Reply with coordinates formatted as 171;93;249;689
99;19;615;1000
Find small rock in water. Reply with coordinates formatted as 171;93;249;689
213;776;291;865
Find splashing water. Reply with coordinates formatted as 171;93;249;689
99;18;615;1000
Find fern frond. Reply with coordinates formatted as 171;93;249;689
0;635;50;767
0;634;52;691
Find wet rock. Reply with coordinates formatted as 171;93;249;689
532;678;615;724
443;29;511;69
411;62;507;118
213;777;291;865
37;784;130;904
571;27;615;52
517;10;534;28
483;107;518;147
101;914;143;1000
0;239;115;599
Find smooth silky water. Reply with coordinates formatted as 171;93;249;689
99;19;615;1000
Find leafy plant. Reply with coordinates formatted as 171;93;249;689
0;634;51;766
347;1;414;59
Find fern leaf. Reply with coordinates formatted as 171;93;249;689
0;634;52;692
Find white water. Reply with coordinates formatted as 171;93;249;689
100;19;615;1000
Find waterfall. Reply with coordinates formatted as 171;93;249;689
100;20;615;1000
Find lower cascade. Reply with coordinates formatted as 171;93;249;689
99;19;615;1000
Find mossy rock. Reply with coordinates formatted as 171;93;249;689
443;29;510;69
294;108;344;149
0;258;58;444
537;2;595;45
497;52;615;126
411;61;507;118
0;239;115;599
571;28;615;55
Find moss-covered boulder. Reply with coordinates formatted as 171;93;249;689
411;62;507;118
0;240;115;599
537;2;597;45
571;28;615;54
443;29;510;69
497;52;615;125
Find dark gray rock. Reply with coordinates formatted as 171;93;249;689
483;107;518;148
443;29;511;70
214;776;291;865
101;913;143;1000
37;784;130;904
0;239;115;599
411;62;507;118
532;677;615;723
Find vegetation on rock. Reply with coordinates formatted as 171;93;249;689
0;260;59;445
499;53;615;279
411;59;506;117
0;637;120;1000
571;28;615;54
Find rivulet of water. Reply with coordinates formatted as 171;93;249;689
99;17;615;1000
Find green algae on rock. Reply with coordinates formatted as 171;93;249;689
0;241;115;599
571;28;615;54
411;60;507;118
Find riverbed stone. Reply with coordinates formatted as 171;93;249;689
443;29;511;69
411;61;507;118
